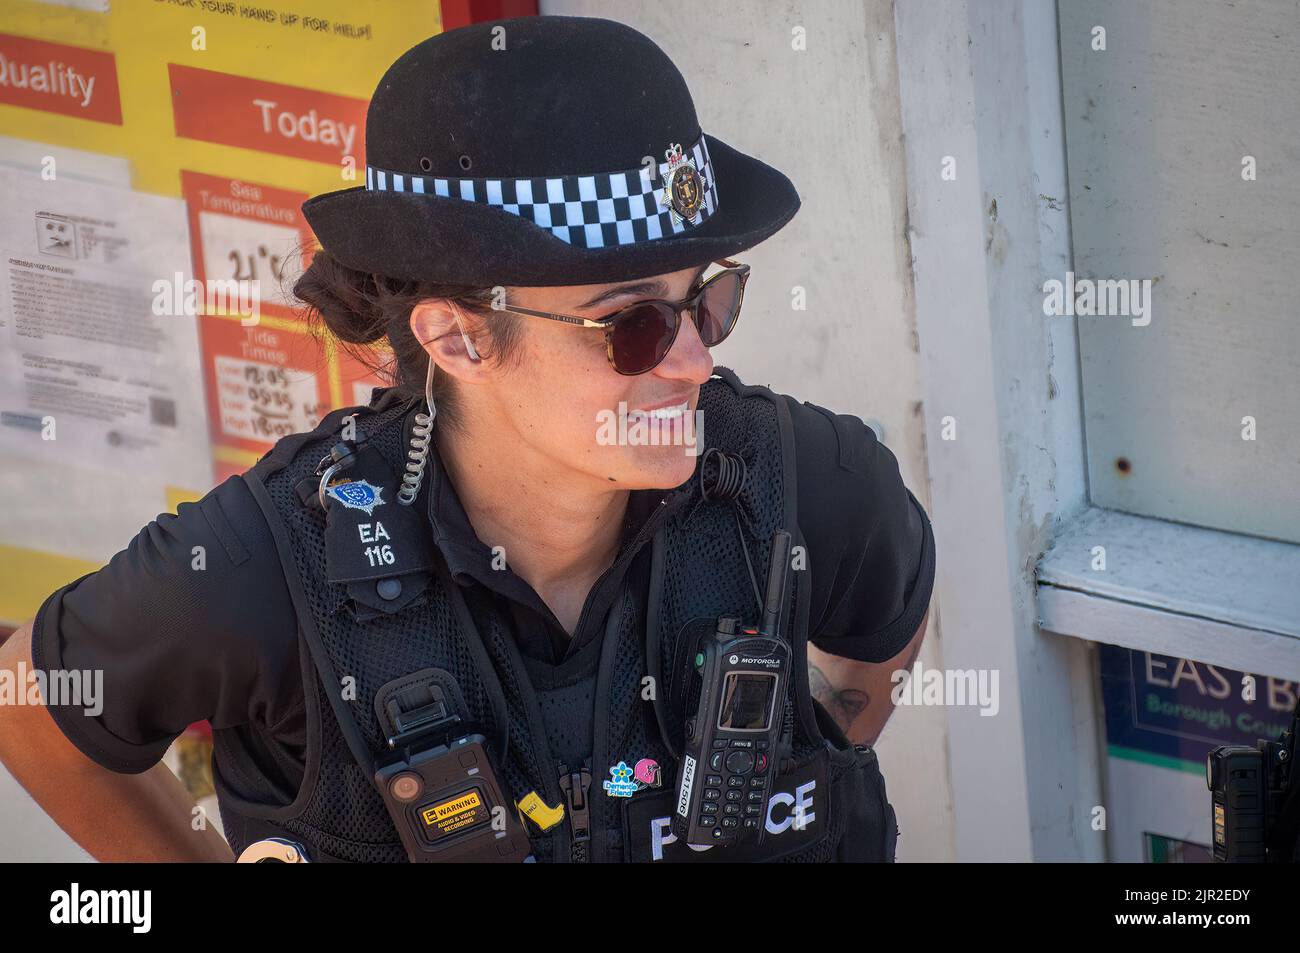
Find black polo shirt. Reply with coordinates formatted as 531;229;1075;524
32;391;935;785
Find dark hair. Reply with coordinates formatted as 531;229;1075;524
292;249;524;435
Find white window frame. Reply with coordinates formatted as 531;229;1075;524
897;0;1299;862
899;0;1294;863
896;0;1096;863
1037;507;1300;683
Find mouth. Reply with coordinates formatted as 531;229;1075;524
625;397;691;422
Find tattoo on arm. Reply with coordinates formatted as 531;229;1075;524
808;663;869;734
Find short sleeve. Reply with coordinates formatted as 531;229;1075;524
30;475;301;774
788;397;936;663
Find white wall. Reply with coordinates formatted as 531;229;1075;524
894;0;1106;860
0;759;90;861
543;0;956;860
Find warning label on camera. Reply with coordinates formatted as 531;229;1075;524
420;790;488;839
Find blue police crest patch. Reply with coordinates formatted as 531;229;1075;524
326;479;385;515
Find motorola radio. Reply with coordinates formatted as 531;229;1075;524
673;529;794;847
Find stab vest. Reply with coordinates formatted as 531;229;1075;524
216;367;899;863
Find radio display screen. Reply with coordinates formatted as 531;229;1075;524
718;672;776;731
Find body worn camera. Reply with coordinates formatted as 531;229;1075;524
674;529;794;847
374;672;531;863
1207;694;1300;863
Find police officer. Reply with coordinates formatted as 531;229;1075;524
0;16;934;863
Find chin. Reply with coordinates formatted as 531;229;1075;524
623;446;700;490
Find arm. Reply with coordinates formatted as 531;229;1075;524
0;475;299;862
782;394;936;748
0;621;233;862
808;607;929;746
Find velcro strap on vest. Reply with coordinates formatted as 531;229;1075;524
374;668;471;748
322;443;435;619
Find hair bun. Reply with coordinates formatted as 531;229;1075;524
293;251;387;345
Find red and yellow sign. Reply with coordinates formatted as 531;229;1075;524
0;0;437;621
0;31;122;124
169;65;367;167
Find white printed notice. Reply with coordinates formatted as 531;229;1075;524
197;208;303;315
214;353;323;442
0;168;212;563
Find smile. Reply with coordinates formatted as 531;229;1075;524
625;400;690;422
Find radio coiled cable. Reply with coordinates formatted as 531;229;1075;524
692;448;763;613
397;356;437;506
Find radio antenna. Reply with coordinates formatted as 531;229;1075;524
758;529;792;640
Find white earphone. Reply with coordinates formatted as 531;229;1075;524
449;300;481;362
399;299;478;507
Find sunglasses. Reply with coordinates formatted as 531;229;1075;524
492;258;750;375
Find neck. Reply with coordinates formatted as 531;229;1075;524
434;420;628;600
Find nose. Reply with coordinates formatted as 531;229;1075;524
653;303;714;385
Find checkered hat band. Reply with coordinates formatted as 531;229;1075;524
364;134;719;249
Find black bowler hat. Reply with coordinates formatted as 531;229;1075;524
301;15;801;287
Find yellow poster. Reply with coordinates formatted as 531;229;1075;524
0;0;442;623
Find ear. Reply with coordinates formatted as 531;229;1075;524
410;299;491;385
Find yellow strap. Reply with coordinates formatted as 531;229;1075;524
515;791;565;831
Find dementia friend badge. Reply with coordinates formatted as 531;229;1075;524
603;758;663;798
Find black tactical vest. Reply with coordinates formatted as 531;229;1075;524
216;367;899;862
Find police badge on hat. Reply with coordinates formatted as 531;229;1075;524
659;142;705;226
302;17;802;286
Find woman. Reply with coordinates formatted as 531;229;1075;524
0;15;933;863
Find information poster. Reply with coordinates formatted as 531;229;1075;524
0;0;438;622
0;167;210;568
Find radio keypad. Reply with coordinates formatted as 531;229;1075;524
695;739;770;840
682;747;778;843
724;750;754;774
